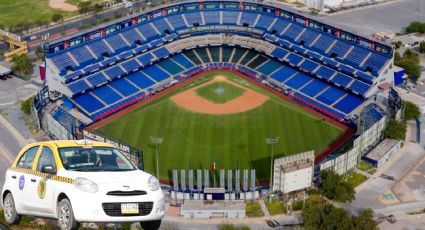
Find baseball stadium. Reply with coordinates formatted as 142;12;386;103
39;0;394;184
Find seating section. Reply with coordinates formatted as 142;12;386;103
45;8;394;121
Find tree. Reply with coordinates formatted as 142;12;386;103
395;49;421;83
20;96;34;115
319;170;355;203
352;209;378;230
405;21;425;33
302;203;378;230
78;1;93;14
35;46;44;59
384;118;407;140
419;41;425;53
403;101;421;121
51;13;63;23
302;203;354;230
11;54;33;75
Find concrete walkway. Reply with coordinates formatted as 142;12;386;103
258;199;271;217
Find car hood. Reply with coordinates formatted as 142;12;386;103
61;169;152;185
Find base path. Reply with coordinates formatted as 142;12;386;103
171;76;268;115
49;0;78;12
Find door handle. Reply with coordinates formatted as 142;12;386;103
11;175;16;179
31;178;36;183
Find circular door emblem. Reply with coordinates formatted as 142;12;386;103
18;175;25;190
38;178;46;199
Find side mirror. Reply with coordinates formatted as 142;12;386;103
41;165;56;174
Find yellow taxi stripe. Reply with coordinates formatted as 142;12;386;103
10;167;75;184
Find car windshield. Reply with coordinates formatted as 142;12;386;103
58;146;136;171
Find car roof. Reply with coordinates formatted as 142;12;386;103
32;140;113;148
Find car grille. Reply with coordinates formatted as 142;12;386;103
102;202;153;217
106;190;147;196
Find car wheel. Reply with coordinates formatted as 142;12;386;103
57;198;79;230
140;220;162;230
3;193;21;225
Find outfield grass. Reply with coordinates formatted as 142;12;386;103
0;0;71;30
96;72;345;182
195;81;245;103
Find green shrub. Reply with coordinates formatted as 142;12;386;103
245;201;264;217
265;199;285;215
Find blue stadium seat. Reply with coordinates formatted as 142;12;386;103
104;34;129;54
257;60;282;76
63;70;83;83
349;80;370;95
100;56;118;67
171;54;194;68
240;12;257;26
327;40;352;59
271;47;288;60
363;52;387;76
185;12;202;25
153;47;170;59
104;65;125;80
50;52;78;75
137;23;158;40
87;72;108;87
142;65;169;82
356;71;374;84
88;40;113;58
344;46;370;68
110;78;139;97
69;46;96;66
137;52;154;66
121;28;144;44
333;94;364;114
312;34;335;54
286;53;304;66
68;80;91;94
121;59;141;72
299;59;319;72
73;93;105;113
255;14;275;30
316;87;345;105
152;18;172;32
331;73;352;87
92;86;123;105
126;72;155;88
157;59;184;75
270;19;290;33
296;28;319;45
270;66;298;82
285;72;312;89
282;23;304;42
315;66;335;80
167;14;187;29
204;11;220;24
300;79;329;97
222;11;239;24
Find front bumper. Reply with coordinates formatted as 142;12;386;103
69;190;165;222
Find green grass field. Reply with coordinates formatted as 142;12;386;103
96;72;345;182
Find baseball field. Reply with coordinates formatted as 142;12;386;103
93;71;347;183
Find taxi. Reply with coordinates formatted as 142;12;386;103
1;140;165;230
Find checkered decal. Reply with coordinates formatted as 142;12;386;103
10;167;75;184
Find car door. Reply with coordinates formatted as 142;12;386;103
10;145;40;213
31;145;58;216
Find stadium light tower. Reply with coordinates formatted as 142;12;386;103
266;136;279;199
150;136;163;180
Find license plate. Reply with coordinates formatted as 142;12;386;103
121;203;139;214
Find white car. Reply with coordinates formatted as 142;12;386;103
1;140;165;230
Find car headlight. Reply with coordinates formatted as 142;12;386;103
75;177;98;193
148;176;160;191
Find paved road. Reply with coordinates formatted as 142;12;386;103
312;0;425;37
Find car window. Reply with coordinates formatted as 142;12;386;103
17;146;39;169
36;146;56;172
58;146;135;171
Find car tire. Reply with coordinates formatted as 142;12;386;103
57;198;79;230
3;193;21;225
140;220;162;230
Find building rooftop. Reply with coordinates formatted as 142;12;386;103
365;138;400;161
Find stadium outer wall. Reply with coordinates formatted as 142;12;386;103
85;69;355;185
